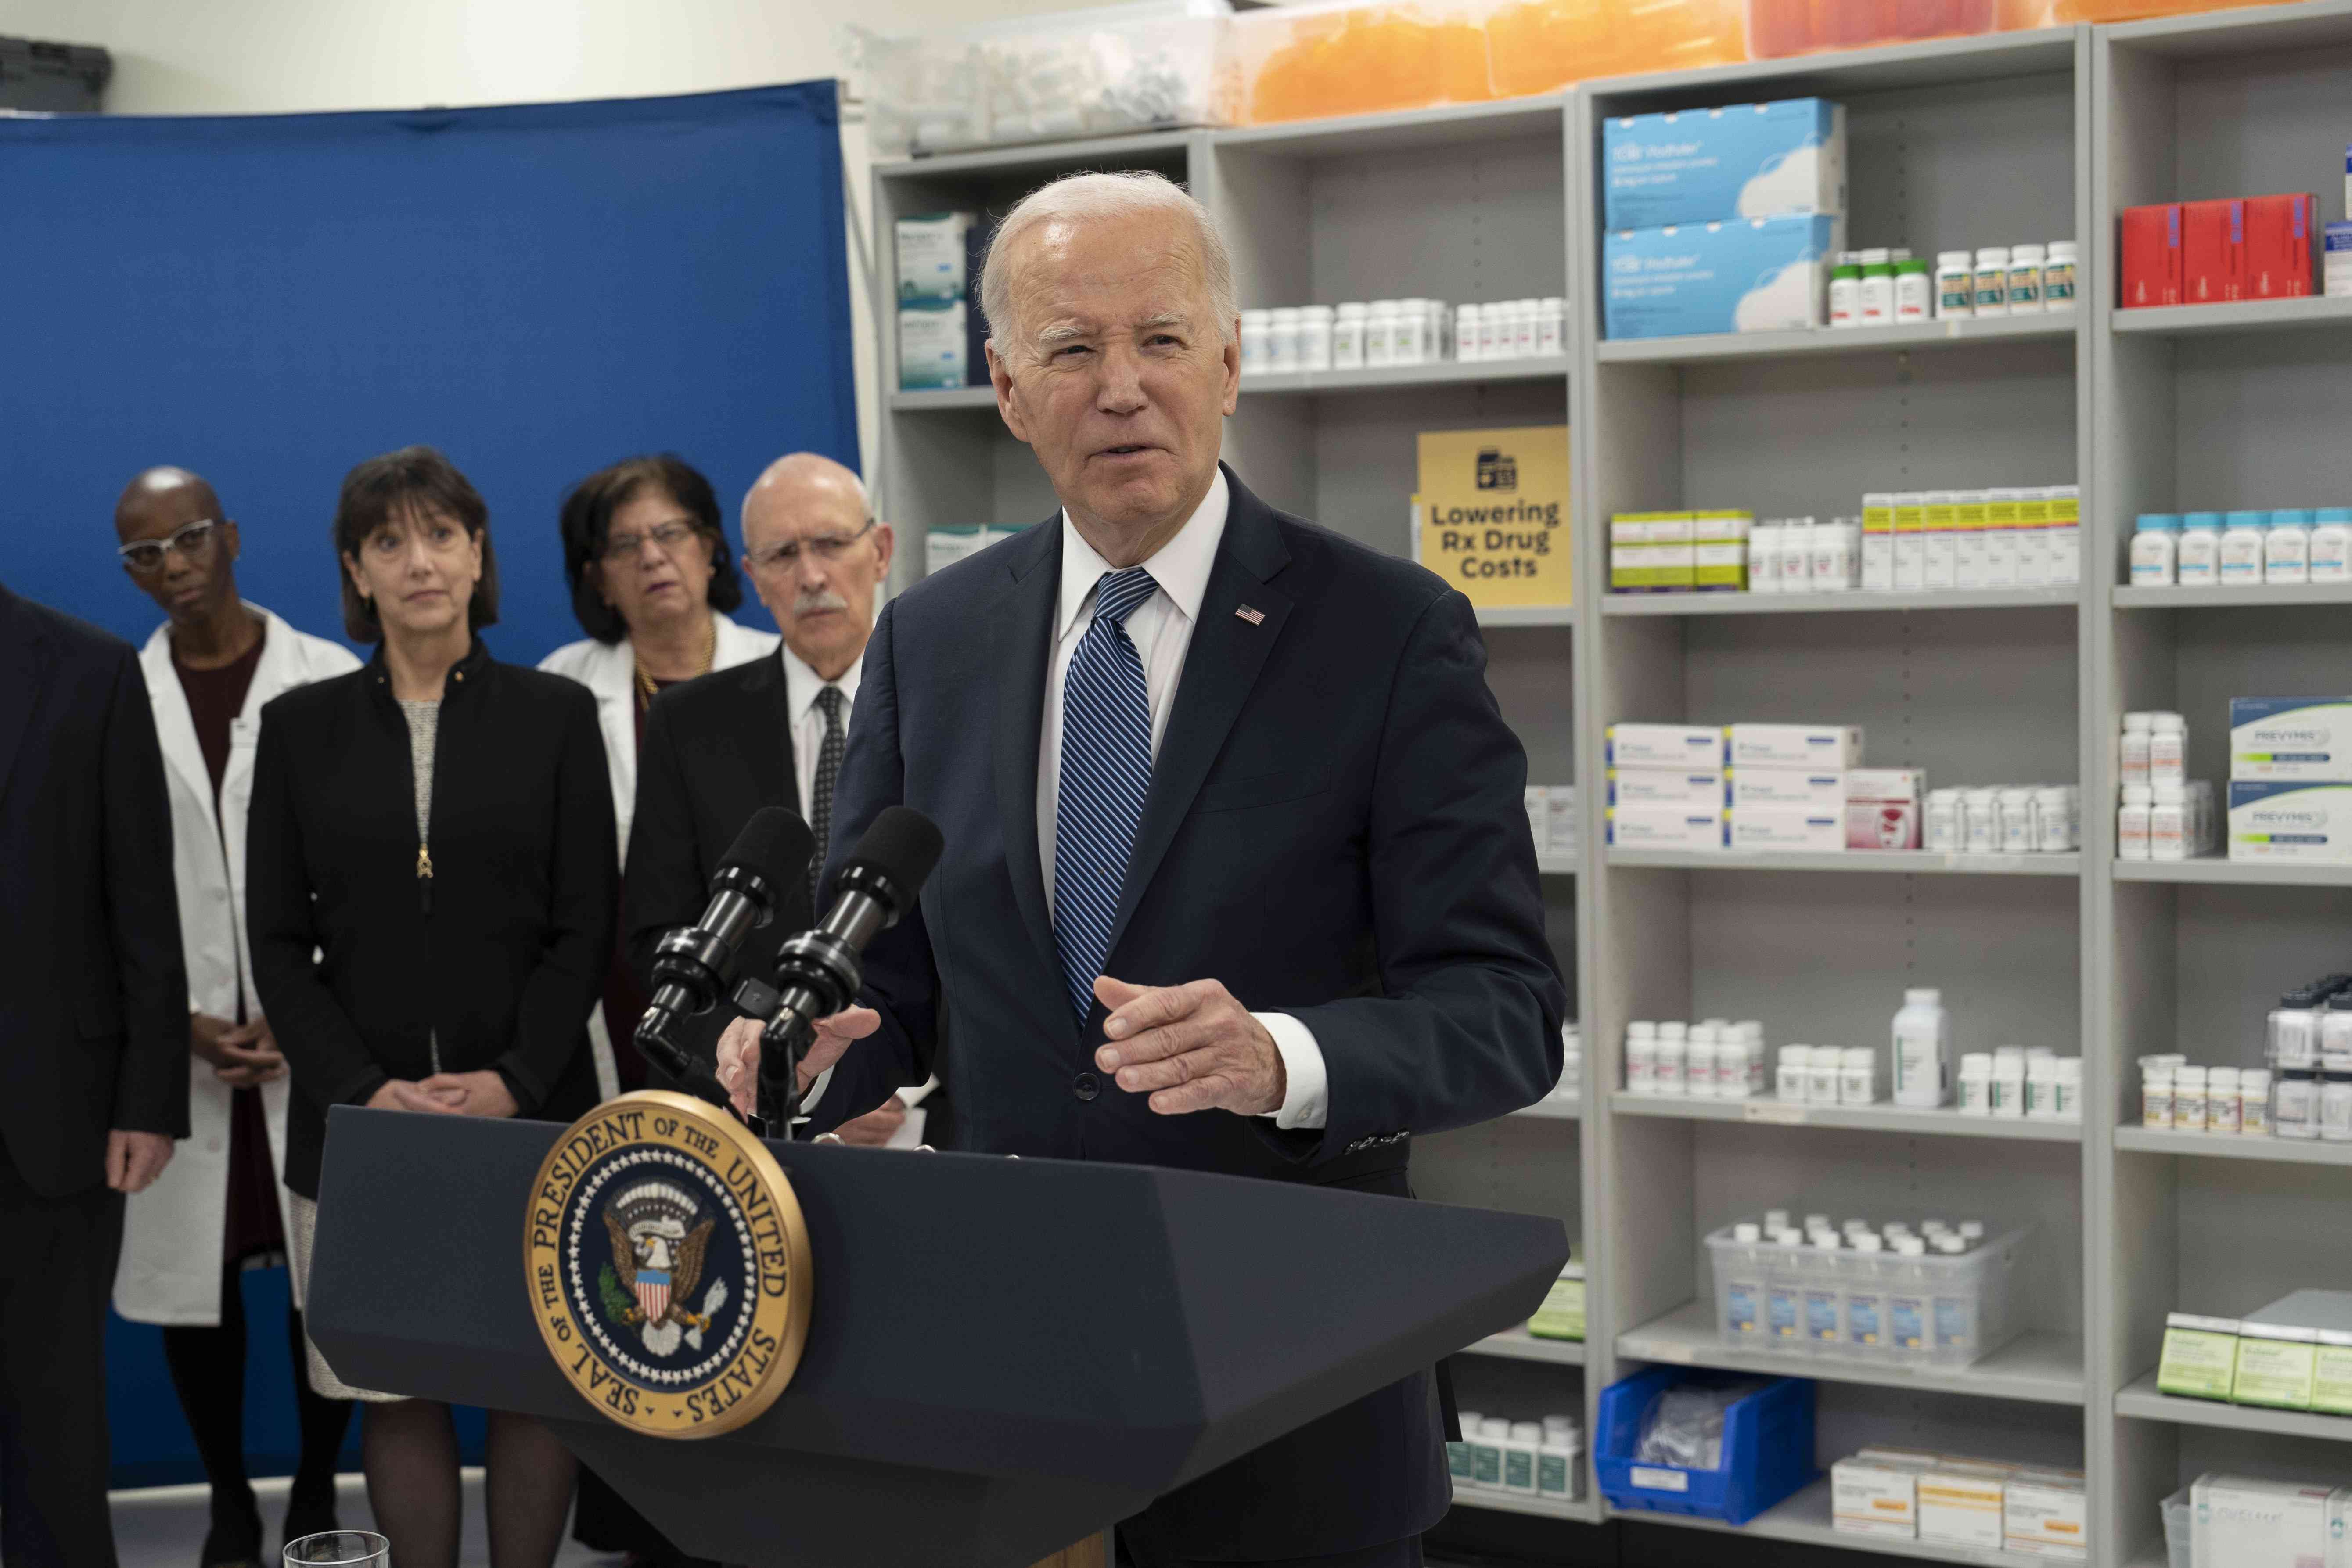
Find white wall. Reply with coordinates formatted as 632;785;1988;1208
0;0;1074;490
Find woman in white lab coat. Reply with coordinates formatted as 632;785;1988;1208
537;454;776;1101
108;467;360;1566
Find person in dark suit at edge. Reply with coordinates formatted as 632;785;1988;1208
630;453;946;1147
0;578;188;1568
718;171;1566;1568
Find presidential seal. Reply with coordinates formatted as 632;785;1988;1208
526;1090;811;1439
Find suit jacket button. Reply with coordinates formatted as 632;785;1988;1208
1073;1072;1100;1102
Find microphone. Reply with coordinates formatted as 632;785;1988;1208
635;807;814;1100
734;806;945;1130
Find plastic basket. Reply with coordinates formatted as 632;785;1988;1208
1705;1222;2032;1369
1595;1366;1817;1525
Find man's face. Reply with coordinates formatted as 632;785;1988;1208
116;486;237;625
744;481;894;677
988;208;1239;546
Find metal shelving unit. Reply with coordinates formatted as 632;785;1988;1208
863;7;2352;1557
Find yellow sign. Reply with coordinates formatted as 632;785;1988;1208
525;1090;812;1439
1414;425;1571;607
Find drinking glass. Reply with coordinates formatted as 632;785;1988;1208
284;1531;390;1567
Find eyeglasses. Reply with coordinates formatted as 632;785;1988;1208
746;518;878;573
601;520;703;563
117;519;221;574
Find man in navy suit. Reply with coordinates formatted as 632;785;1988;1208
721;171;1565;1566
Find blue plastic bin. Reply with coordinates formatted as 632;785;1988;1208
1594;1366;1817;1526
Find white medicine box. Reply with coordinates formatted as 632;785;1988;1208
2228;781;2352;863
2231;697;2352;781
1607;802;1724;852
1602;98;1848;230
2191;1474;2339;1568
1606;723;1727;770
1729;768;1844;808
1727;723;1866;770
2003;1470;2088;1561
1918;1463;2009;1551
1727;803;1845;852
1609;768;1726;807
1832;1457;1919;1539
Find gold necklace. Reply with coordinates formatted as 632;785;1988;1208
636;615;716;707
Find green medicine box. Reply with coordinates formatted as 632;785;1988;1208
2156;1313;2241;1401
2312;1330;2352;1416
2232;1323;2320;1409
1528;1263;1586;1341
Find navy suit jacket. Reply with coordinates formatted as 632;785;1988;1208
811;468;1566;1555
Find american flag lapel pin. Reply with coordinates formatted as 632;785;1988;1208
1234;604;1265;625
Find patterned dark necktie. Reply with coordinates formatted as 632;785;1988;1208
1052;568;1158;1022
809;684;845;910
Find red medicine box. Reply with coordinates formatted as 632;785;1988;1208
2181;198;2244;302
2245;193;2316;298
2121;203;2182;307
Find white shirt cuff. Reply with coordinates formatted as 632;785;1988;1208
790;1064;835;1126
1254;1012;1328;1130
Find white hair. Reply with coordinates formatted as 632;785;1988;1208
978;171;1237;354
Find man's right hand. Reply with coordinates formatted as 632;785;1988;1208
365;1079;466;1114
715;1008;879;1120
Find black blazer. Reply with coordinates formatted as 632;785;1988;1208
812;469;1566;1556
0;583;188;1198
245;639;616;1198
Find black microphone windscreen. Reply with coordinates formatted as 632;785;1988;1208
723;806;815;890
849;806;945;898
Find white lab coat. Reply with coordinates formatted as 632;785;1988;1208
113;606;362;1326
539;613;779;1098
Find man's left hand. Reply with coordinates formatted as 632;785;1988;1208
1094;976;1286;1116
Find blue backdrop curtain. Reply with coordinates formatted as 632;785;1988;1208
0;79;856;1486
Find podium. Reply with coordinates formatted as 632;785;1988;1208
306;1107;1569;1568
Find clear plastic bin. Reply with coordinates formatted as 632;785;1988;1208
2161;1486;2190;1568
862;0;1233;157
1705;1222;2032;1370
1744;0;1994;60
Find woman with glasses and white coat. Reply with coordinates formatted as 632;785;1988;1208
538;455;776;1106
109;466;360;1566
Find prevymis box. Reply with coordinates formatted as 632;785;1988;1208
2232;698;2352;781
2229;782;2352;863
2003;1470;2088;1561
1602;98;1847;231
1607;802;1724;851
1728;803;1844;852
1607;723;1726;770
2192;1474;2336;1568
1848;768;1924;850
2121;203;2182;308
895;210;978;303
1833;1457;1920;1539
1917;1461;2009;1551
1610;768;1726;807
1729;768;1843;808
1604;215;1844;341
1728;723;1864;770
898;302;970;389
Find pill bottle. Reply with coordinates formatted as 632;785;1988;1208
2272;1008;2319;1070
1298;305;1335;371
1716;1031;1749;1099
1747;520;1782;593
2177;513;2223;585
2328;1062;2352;1144
1895;257;1933;321
2151;782;2188;860
1625;1021;1658;1093
1811;518;1855;589
1504;1421;1543;1495
1924;788;1964;852
1268;306;1303;371
1996;787;2036;854
2176;1065;2209;1132
2278;1070;2319;1139
1958;1052;1992;1114
2118;784;2153;860
2045;484;2082;584
1963;788;2000;854
1985;1054;2023;1117
2266;509;2314;585
1841;1046;1877;1105
2120;712;2154;788
1857;248;1895;325
1935;251;1975;318
1365;300;1401;366
2056;1056;2082;1120
1779;518;1816;591
1239;310;1271;374
1474;302;1503;360
1430;300;1456;360
1450;303;1480;363
1687;1032;1719;1100
1739;1021;1769;1096
2241;1068;2272;1135
2149;712;2187;786
2007;243;2046;313
1974;247;2010;315
1892;988;1951;1108
2209;1066;2242;1133
1826;253;1861;326
1538;1417;1580;1501
1471;1417;1509;1489
2032;786;2072;852
1331;302;1367;368
2025;1055;2058;1117
1538;298;1567;358
2220;511;2269;584
2312;508;2352;581
1777;1044;1809;1101
1654;1032;1687;1096
2142;1063;2175;1128
2043;240;2078;309
1808;1045;1843;1104
2130;514;2180;585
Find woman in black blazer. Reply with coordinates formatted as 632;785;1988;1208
247;447;615;1568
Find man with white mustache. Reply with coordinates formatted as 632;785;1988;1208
625;453;923;1147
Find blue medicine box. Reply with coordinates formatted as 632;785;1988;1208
1595;1367;1818;1526
1604;98;1847;231
1604;215;1844;340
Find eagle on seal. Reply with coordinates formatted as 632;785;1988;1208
605;1208;718;1333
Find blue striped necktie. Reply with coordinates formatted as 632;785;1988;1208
1054;566;1159;1022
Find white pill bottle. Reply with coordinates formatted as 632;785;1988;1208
1892;987;1952;1108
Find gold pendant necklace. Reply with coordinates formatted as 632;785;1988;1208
636;615;717;707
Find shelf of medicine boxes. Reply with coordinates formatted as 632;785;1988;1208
2114;1371;2352;1442
1604;849;2084;876
1594;314;2077;367
1611;1093;2085;1143
1611;1475;2059;1568
2113;1126;2352;1165
1605;586;2081;617
2111;583;2352;610
1616;1299;2086;1405
2108;295;2352;339
1453;1489;1601;1525
2110;859;2352;888
1463;1323;1588;1365
882;357;1574;414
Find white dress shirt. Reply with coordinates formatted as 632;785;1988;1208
1037;469;1330;1132
778;644;861;824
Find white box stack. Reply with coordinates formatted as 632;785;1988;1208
1726;724;1863;853
1605;725;1726;850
